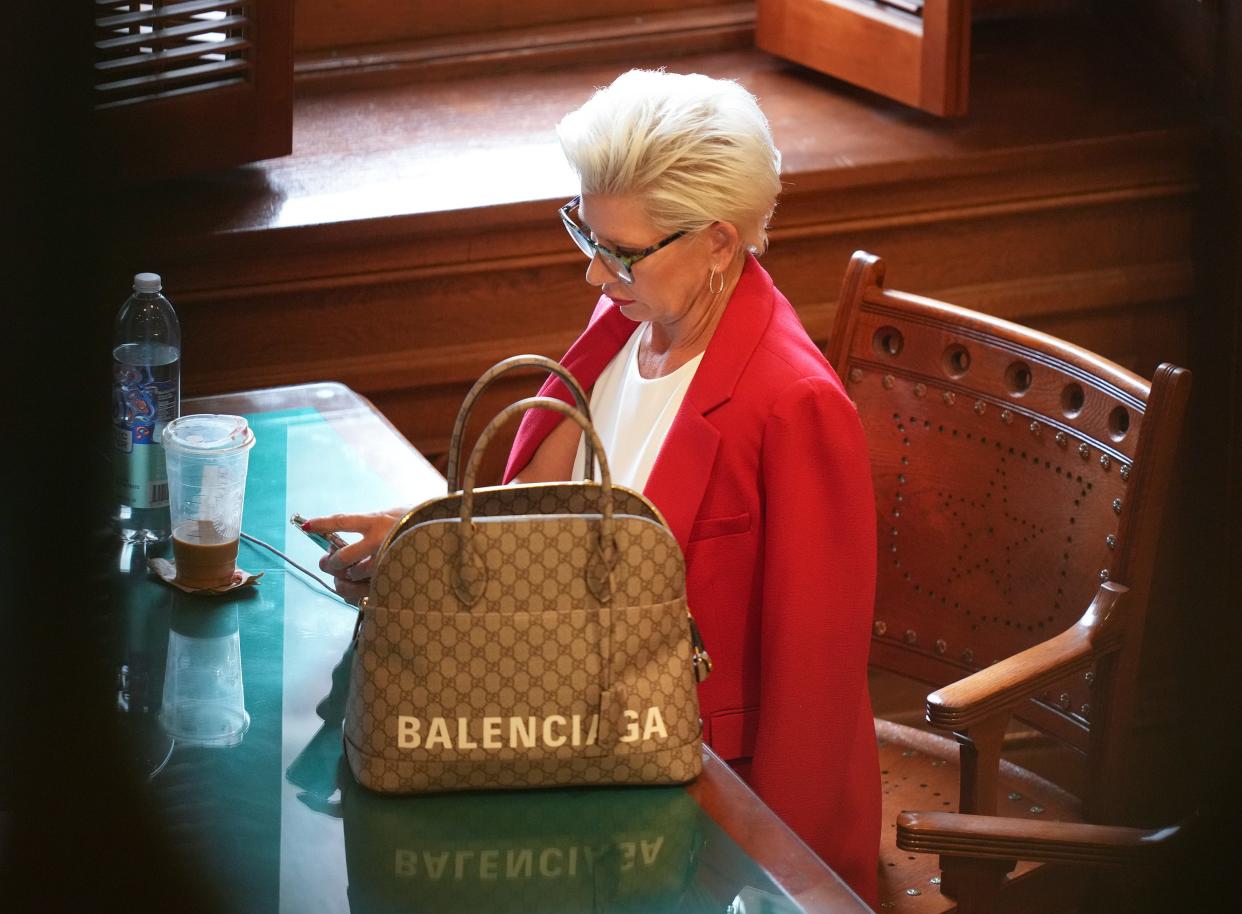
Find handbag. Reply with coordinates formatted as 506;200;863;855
343;357;711;793
288;645;715;913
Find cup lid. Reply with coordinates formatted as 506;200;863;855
163;414;255;456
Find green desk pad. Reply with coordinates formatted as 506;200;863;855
111;407;801;913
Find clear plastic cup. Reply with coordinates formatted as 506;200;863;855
160;603;249;748
162;414;256;589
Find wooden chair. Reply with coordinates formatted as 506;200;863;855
825;252;1190;913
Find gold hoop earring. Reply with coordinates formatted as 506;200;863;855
709;266;725;295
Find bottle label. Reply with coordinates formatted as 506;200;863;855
113;362;177;509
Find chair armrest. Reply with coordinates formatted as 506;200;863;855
926;582;1126;731
896;810;1180;866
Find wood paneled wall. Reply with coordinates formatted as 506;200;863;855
92;15;1202;502
153;123;1198;484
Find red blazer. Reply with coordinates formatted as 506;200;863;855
504;255;880;904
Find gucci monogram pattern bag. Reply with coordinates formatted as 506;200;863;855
344;361;710;793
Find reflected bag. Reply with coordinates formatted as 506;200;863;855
341;781;713;914
344;356;711;793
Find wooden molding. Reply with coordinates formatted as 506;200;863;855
294;3;755;91
295;0;738;51
143;126;1201;298
183;258;1195;400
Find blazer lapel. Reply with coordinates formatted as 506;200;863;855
643;413;721;551
643;255;776;551
503;298;636;482
559;298;636;401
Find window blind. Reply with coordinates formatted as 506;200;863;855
874;0;924;15
94;1;253;109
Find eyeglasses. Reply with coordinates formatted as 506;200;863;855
558;196;687;284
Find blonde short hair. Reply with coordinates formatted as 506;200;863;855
556;69;783;254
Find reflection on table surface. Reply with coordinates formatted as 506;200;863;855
102;383;867;913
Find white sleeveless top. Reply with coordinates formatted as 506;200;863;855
572;323;703;492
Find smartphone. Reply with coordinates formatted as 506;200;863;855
290;513;349;553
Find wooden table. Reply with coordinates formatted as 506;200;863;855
107;382;868;913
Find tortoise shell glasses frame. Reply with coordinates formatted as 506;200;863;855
558;196;688;284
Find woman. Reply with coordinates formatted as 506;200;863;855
307;70;879;903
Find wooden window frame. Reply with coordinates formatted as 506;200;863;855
755;0;972;117
92;1;294;183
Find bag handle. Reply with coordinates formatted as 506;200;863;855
446;355;594;492
454;396;616;607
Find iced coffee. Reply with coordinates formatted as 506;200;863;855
172;520;240;589
162;415;255;590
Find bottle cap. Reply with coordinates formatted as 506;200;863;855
133;272;162;293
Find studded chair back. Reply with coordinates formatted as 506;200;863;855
826;252;1190;911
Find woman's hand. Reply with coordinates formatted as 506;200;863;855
300;508;407;604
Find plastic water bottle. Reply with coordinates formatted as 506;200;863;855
113;272;181;543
